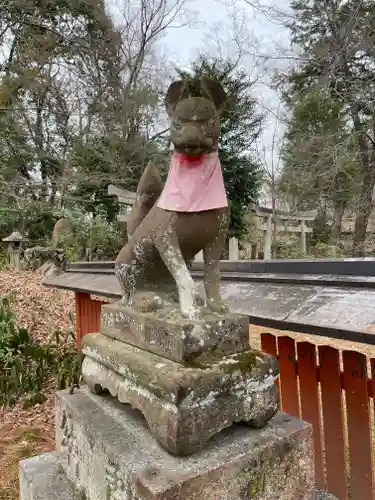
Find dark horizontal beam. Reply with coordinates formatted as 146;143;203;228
192;258;375;276
65;261;115;273
190;271;375;289
65;258;375;280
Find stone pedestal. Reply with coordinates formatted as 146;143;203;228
19;302;338;499
100;302;250;363
81;333;279;455
21;389;317;500
80;302;281;456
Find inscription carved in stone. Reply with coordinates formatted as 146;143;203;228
100;304;250;363
105;461;138;500
60;409;80;478
102;309;181;358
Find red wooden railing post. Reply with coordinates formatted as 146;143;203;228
277;336;300;418
261;333;279;388
297;342;325;490
343;351;374;500
75;291;88;350
319;346;348;500
258;329;375;500
75;292;104;350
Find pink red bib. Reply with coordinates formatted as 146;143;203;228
157;151;228;212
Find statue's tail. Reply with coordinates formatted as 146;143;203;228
126;161;164;237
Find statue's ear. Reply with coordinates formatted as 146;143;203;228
165;80;189;116
200;77;227;113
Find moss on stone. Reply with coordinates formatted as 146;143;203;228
218;351;259;375
184;350;260;374
183;357;210;370
76;487;87;500
247;472;266;497
236;468;266;499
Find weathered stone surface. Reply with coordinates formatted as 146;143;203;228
19;450;335;500
54;388;314;500
21;246;65;272
313;492;339;500
20;452;76;500
81;332;279;456
100;301;250;362
19;444;338;500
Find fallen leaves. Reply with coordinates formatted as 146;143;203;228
0;269;75;343
0;270;75;500
0;424;55;500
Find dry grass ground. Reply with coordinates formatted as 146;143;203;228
0;425;54;500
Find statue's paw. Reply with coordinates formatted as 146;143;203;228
121;293;134;307
121;295;128;306
181;305;202;320
207;297;230;314
180;295;202;320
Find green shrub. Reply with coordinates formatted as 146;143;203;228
272;240;304;259
310;242;346;258
0;201;64;244
0;297;82;407
54;212;125;261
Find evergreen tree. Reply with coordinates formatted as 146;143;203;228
177;56;263;238
280;85;360;242
280;0;375;255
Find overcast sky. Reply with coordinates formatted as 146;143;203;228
105;0;294;187
161;0;292;183
165;0;289;64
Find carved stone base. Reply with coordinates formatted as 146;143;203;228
19;390;338;500
100;301;250;363
55;388;314;500
81;332;279;456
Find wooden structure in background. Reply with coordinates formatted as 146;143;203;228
253;206;317;259
2;230;26;271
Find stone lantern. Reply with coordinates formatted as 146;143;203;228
2;231;26;271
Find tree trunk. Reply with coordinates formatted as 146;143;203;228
330;203;345;244
271;180;277;259
351;116;375;256
352;171;375;256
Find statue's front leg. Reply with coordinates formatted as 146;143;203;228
114;241;138;306
114;261;136;307
154;226;203;320
203;212;230;314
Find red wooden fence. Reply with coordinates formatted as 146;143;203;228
261;333;375;500
75;291;375;499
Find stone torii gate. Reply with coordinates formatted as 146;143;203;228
254;206;317;260
108;184;136;237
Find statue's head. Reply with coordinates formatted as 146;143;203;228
165;78;227;157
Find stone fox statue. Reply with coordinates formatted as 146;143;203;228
115;78;229;320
